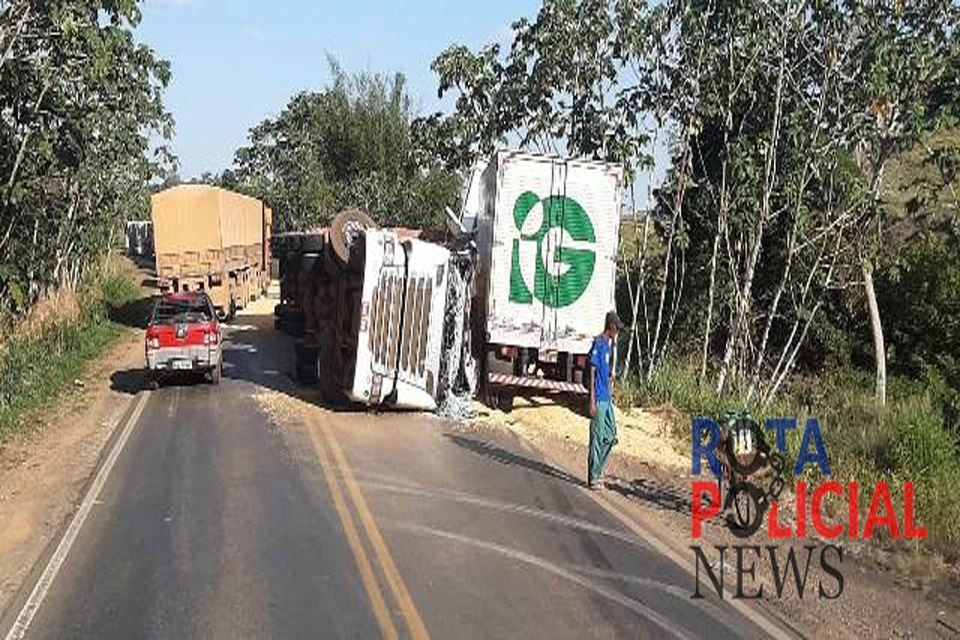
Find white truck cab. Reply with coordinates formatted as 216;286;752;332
347;229;452;410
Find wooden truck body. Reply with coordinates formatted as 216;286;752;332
151;185;272;317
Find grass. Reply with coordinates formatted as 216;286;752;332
625;359;960;562
0;256;140;443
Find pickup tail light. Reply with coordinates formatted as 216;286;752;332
147;337;160;350
204;331;219;345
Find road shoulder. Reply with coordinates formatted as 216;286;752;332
0;327;146;622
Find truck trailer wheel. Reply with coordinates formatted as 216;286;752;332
330;209;375;272
495;391;514;413
295;342;320;384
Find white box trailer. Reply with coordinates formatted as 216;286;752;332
465;150;623;401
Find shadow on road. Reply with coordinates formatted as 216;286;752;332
110;369;146;394
606;476;696;517
444;433;585;487
221;312;362;413
500;391;590;418
110;368;214;394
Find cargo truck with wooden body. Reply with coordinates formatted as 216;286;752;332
151;185;273;318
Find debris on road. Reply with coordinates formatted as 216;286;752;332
436;392;475;422
254;389;313;426
472;396;688;471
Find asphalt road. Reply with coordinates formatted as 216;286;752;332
4;313;784;640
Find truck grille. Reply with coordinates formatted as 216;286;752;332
367;272;433;382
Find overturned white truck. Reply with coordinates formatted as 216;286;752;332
280;150;623;411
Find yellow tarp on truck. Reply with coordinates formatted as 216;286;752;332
151;185;270;316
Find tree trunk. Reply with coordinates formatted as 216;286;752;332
715;42;787;396
699;226;720;384
649;144;690;378
863;263;886;406
621;192;648;381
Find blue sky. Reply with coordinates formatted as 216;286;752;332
138;0;539;179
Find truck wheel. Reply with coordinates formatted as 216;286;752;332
330;209;375;272
496;392;514;413
294;342;319;384
210;359;222;385
227;297;237;321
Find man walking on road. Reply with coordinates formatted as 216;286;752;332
588;311;623;489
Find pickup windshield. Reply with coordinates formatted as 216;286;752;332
153;297;213;325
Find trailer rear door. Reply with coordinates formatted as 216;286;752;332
487;151;622;356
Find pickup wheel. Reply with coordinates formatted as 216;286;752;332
330;209;375;273
210;359;222;385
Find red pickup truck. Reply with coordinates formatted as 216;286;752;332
146;292;223;385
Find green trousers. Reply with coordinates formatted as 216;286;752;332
588;400;617;484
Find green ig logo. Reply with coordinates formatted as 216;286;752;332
509;191;596;308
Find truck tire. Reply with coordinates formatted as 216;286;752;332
301;232;325;253
295;342;319;384
330;209;375;273
210;359;222;385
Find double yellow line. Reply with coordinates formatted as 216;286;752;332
309;417;430;640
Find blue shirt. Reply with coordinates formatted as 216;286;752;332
589;335;612;402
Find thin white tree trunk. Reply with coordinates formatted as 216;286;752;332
863;264;886;405
648;153;686;378
716;45;787;395
700;222;720;383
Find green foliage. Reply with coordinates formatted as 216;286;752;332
880;233;960;391
0;0;172;316
428;0;960;403
421;0;649;176
0;260;139;442
627;361;960;558
227;58;460;231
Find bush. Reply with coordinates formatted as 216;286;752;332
0;257;139;442
625;359;960;560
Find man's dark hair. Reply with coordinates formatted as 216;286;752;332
605;310;624;331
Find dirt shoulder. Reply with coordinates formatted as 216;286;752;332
466;394;960;639
0;327;146;621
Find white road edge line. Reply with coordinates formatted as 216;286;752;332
4;391;150;640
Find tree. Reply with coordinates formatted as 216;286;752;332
836;0;960;405
0;0;172;314
228;59;460;232
426;0;960;405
